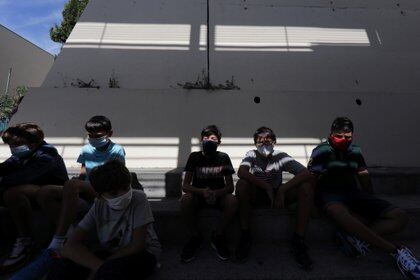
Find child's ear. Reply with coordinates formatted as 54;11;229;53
108;130;113;137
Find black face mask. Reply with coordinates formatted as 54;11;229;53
201;140;218;156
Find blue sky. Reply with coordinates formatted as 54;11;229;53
0;0;68;55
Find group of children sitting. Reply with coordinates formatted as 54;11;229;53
0;116;419;279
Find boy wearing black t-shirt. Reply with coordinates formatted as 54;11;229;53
180;125;238;262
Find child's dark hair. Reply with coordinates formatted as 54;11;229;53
2;123;44;145
253;127;276;144
201;125;222;143
331;117;354;133
89;160;131;194
85;115;112;133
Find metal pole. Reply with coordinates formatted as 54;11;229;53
5;68;12;95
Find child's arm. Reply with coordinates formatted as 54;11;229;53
182;171;206;196
237;165;272;190
107;224;148;260
77;164;87;180
278;169;314;193
357;170;374;194
62;227;104;271
0;154;57;188
214;174;234;196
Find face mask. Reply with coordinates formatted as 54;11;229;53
257;144;274;157
201;140;218;156
89;136;109;148
10;145;32;158
103;188;133;210
330;136;352;152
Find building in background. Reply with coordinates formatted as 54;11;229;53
0;24;54;94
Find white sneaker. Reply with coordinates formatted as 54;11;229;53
2;237;33;271
346;235;371;256
392;247;420;279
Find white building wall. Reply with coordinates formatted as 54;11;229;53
0;25;54;93
8;0;420;168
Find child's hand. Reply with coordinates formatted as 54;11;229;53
202;188;212;198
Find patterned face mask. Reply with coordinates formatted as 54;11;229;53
257;144;274;157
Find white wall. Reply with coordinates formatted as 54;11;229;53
9;88;420;168
10;0;420;168
0;25;54;93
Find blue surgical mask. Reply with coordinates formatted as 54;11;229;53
88;136;109;148
11;145;32;158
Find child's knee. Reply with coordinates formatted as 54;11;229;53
235;179;250;197
223;194;238;210
298;182;315;200
36;186;62;205
325;203;349;218
387;208;409;228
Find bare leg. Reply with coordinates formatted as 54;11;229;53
216;194;238;235
180;193;200;236
370;208;409;236
326;203;397;253
36;185;64;224
235;179;252;231
3;185;40;237
55;179;96;236
286;182;315;237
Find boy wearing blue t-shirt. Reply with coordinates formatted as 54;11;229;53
38;116;125;252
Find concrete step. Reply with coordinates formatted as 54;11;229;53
65;167;420;199
151;194;420;243
150;240;420;280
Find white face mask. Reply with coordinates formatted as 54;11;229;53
103;188;133;210
257;145;274;157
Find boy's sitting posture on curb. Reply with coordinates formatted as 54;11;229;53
48;160;161;280
235;127;315;269
309;117;420;279
180;125;238;262
0;123;68;273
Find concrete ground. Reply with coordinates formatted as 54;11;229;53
151;240;420;280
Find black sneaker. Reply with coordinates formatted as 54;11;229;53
291;236;313;271
235;230;252;263
210;233;231;261
180;235;203;263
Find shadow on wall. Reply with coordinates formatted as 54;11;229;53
43;0;420;92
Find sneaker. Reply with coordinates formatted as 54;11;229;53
392;246;420;279
180;235;203;263
235;230;252;263
1;238;34;273
210;233;230;261
9;249;61;280
291;236;313;271
335;231;370;257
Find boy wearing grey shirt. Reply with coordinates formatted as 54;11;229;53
235;127;315;270
48;160;161;280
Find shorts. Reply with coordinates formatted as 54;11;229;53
315;188;396;220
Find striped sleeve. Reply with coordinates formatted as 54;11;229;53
279;153;306;175
239;150;255;168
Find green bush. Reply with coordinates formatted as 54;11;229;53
0;86;28;120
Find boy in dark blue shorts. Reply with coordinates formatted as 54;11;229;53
180;125;238;262
308;117;420;279
0;123;68;273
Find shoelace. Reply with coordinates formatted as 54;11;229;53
347;236;371;255
9;240;28;258
398;249;419;271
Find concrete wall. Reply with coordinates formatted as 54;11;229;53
0;25;54;93
9;88;419;168
9;0;420;168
